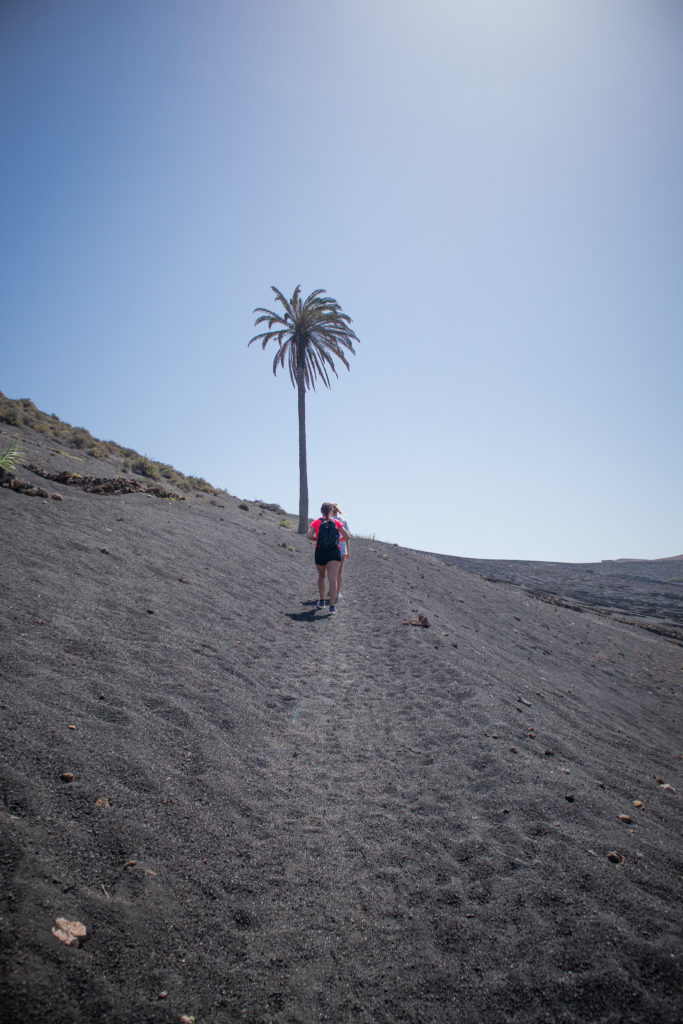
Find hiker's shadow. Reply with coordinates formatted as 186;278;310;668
285;600;326;623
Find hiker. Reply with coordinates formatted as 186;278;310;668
307;502;350;615
331;502;350;599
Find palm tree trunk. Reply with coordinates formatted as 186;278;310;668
297;370;309;533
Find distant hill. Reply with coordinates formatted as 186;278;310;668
610;555;683;563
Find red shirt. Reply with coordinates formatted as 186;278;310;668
310;517;344;540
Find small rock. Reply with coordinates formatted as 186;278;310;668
565;793;575;802
619;814;632;824
94;797;110;808
607;851;625;865
509;746;518;753
633;800;645;809
60;772;74;783
51;918;86;947
51;493;63;501
544;749;554;756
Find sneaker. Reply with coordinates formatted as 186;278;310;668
336;591;342;600
329;605;337;615
316;600;325;609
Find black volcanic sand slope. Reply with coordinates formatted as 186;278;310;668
432;554;683;637
1;428;682;1024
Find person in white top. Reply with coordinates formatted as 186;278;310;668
331;502;350;599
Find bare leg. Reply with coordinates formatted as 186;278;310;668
316;565;327;600
327;562;341;606
337;557;344;594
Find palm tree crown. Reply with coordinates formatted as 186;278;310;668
249;286;359;391
249;285;359;532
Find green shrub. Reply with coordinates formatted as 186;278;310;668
131;456;160;479
87;442;110;458
70;428;92;449
279;519;291;528
186;476;215;494
1;407;19;426
238;501;250;511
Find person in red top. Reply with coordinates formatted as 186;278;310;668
306;502;350;615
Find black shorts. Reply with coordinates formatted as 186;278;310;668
315;547;342;566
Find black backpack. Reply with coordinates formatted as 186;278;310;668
317;518;340;551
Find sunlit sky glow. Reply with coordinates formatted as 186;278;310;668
2;0;681;562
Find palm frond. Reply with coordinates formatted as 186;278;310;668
248;285;359;391
0;440;24;473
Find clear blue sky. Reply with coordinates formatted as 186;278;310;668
2;0;681;562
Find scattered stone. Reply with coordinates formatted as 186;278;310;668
158;992;168;1000
99;547;110;555
403;614;431;628
544;749;554;756
51;918;86;947
607;851;625;865
633;800;645;809
619;814;632;824
509;746;518;753
94;797;110;808
51;492;63;501
60;772;74;783
565;793;575;802
0;476;49;498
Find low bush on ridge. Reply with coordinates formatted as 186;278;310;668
0;391;221;496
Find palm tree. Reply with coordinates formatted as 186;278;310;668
249;286;359;533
